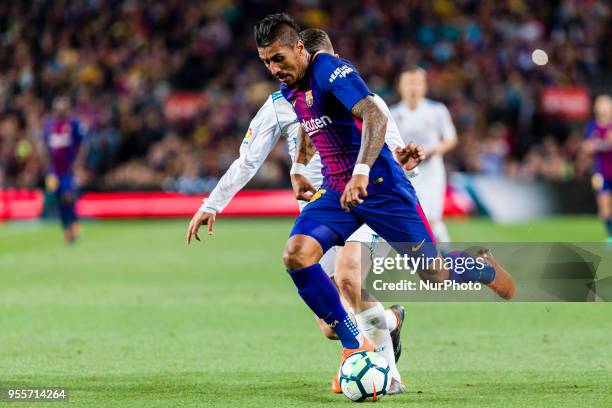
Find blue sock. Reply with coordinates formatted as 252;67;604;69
288;263;360;348
58;201;72;229
606;219;612;238
445;251;496;284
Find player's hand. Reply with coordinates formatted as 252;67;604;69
186;210;216;244
45;174;59;193
395;142;426;171
340;174;369;211
291;174;317;201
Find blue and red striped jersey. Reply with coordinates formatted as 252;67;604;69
281;53;405;194
43;117;84;175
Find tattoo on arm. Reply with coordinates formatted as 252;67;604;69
351;96;388;167
295;126;316;165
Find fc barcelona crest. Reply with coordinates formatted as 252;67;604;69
305;90;313;107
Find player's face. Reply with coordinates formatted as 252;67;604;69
258;39;307;86
53;97;70;117
399;72;427;101
593;95;611;120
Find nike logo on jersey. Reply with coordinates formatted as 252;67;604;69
301;115;332;135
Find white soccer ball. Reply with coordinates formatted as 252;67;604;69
339;351;390;402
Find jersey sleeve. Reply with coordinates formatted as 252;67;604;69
201;96;282;214
320;56;372;111
437;103;457;141
272;96;299;158
373;95;405;151
585;121;596;139
73;120;86;150
272;94;298;134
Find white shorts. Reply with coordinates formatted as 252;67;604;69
409;159;446;221
298;199;390;277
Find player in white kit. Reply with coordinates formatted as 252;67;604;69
186;29;424;392
390;68;457;243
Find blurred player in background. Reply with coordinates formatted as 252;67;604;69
187;28;423;393
583;94;612;242
391;68;457;244
43;95;85;243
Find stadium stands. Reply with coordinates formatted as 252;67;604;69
0;0;610;192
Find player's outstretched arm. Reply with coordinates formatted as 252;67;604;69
187;96;282;244
290;126;317;201
340;96;387;210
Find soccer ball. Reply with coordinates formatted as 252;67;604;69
339;351;390;402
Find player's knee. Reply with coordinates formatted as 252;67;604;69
283;241;315;270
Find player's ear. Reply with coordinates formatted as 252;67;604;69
296;39;305;55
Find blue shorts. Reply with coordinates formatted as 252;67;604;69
57;173;77;197
593;173;612;193
291;181;437;258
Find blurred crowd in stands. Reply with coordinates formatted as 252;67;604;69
0;0;610;192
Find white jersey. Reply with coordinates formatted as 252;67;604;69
202;91;407;214
389;98;456;174
390;98;456;220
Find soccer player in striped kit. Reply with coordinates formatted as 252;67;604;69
43;95;85;243
257;13;514;393
187;29;421;393
583;94;612;241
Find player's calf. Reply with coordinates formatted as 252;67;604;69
415;265;449;284
432;249;515;300
284;234;365;350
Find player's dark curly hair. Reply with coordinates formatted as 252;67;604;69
254;13;301;47
300;28;334;54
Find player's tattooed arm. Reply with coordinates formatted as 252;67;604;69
340;96;387;210
294;126;316;165
351;96;388;167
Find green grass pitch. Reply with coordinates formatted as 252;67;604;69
1;216;611;407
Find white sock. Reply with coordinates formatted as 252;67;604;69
355;303;401;382
385;308;398;332
432;220;451;243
